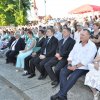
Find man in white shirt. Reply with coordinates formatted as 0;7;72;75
51;29;97;100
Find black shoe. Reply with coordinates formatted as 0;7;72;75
58;96;67;100
38;74;47;80
50;94;59;100
6;60;9;64
13;62;16;66
51;81;59;88
28;74;36;78
51;81;58;85
38;75;44;80
22;72;30;76
51;94;67;100
38;73;47;80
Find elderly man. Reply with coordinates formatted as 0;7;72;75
51;29;97;100
6;33;25;65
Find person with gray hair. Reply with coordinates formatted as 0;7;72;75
6;32;25;65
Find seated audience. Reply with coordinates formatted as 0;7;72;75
44;27;75;88
50;29;97;100
28;27;58;79
16;30;36;71
23;29;46;76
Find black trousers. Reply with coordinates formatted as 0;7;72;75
24;54;33;73
6;50;18;64
44;57;67;82
30;56;52;76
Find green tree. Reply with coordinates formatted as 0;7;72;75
0;0;30;26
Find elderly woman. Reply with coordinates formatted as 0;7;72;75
85;48;100;100
16;30;36;71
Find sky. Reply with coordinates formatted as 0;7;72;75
35;0;100;17
28;0;100;20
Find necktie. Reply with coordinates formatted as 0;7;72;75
46;38;50;45
43;38;50;55
63;39;66;44
61;39;64;45
47;38;50;43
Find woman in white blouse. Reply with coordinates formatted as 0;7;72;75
85;47;100;100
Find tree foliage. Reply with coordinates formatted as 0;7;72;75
0;0;30;26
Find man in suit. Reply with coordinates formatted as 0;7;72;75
23;29;46;76
28;27;58;79
44;27;75;87
6;33;25;64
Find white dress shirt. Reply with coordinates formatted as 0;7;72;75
62;36;69;45
67;40;97;70
43;36;52;55
11;39;19;50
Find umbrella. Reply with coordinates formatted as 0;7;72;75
69;4;100;14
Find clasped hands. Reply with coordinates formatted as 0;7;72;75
67;65;76;71
67;63;82;71
39;54;46;59
55;53;62;60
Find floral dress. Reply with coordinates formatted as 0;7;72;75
84;48;100;91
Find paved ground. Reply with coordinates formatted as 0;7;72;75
0;57;97;100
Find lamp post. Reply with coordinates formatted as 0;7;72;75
44;0;46;21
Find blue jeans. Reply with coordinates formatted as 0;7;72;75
58;66;89;98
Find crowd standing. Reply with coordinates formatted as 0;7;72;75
0;15;100;100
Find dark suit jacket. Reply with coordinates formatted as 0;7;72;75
40;36;58;57
36;37;45;54
14;38;25;54
56;37;75;59
7;36;16;48
36;37;45;47
6;38;25;63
